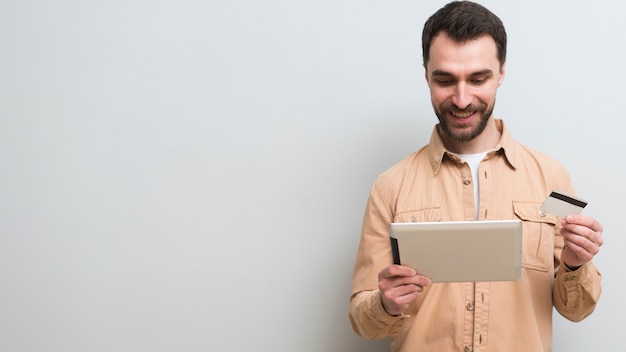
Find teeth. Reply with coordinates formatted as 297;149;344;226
452;111;473;118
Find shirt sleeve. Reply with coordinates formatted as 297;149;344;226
349;178;405;338
553;255;602;322
549;173;602;321
349;290;408;339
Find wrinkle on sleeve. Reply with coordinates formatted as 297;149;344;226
553;261;601;322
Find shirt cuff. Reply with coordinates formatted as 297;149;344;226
557;261;589;285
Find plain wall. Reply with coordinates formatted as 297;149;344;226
0;0;623;351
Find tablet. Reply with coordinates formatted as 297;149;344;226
389;220;522;282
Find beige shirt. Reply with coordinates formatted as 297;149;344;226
349;120;601;352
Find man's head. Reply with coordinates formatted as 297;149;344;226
422;1;507;150
422;1;507;69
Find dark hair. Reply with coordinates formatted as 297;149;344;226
422;1;507;67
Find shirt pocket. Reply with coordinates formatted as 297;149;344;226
393;207;441;223
513;201;557;272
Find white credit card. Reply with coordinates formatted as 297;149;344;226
539;190;588;217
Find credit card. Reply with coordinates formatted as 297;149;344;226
539;190;588;217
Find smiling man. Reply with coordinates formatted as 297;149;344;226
349;2;603;351
428;32;503;152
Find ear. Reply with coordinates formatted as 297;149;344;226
424;63;431;87
497;61;506;87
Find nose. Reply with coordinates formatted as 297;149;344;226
451;82;472;109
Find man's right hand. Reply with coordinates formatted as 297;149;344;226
378;264;432;316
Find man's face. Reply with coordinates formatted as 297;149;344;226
425;32;505;143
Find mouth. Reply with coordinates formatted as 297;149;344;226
438;101;487;125
449;110;477;121
451;110;474;118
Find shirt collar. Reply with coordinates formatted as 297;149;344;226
428;119;518;174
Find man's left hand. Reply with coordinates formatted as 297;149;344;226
560;214;604;269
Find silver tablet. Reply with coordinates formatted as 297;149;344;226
389;220;522;282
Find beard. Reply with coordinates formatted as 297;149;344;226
435;100;494;142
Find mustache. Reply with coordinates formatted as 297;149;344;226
439;101;487;114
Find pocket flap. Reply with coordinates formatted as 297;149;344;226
513;201;557;225
393;207;441;223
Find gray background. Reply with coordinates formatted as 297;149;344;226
0;0;621;351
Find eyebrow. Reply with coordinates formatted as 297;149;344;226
431;69;494;77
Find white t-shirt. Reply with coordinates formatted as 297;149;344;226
457;152;487;219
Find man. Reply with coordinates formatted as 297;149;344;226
349;1;603;351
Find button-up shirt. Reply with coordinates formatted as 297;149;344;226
349;120;601;352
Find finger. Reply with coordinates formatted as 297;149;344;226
380;284;424;315
393;287;422;304
379;265;416;279
390;283;425;297
407;275;432;287
563;215;604;233
562;233;600;256
561;223;604;248
381;288;421;316
379;274;431;292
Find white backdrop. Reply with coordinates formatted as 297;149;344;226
0;1;622;351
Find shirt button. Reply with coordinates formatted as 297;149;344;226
463;178;471;185
465;346;473;352
466;302;475;311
